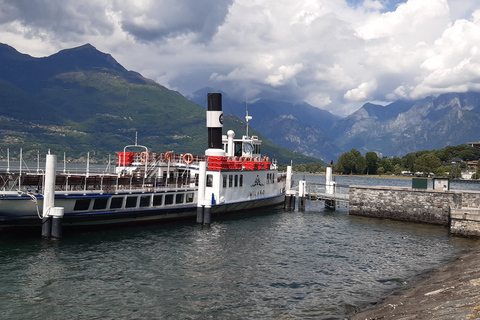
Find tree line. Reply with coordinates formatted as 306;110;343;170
283;144;480;178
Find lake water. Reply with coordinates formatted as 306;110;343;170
0;175;478;319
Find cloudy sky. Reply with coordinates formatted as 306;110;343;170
1;0;479;116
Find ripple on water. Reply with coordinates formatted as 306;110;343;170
0;195;476;319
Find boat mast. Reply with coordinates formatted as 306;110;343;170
245;101;252;138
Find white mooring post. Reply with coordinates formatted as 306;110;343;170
325;166;336;210
196;161;207;224
298;180;306;211
41;154;65;240
284;165;295;211
326;166;335;194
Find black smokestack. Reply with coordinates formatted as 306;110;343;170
207;93;223;150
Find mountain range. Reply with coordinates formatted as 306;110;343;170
191;90;480;162
0;42;316;164
1;42;479;164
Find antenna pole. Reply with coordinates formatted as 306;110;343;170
245;101;252;138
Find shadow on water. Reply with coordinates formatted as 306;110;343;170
0;205;284;246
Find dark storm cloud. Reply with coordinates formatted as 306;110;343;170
113;0;235;43
0;0;114;40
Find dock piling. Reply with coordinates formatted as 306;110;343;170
41;154;65;239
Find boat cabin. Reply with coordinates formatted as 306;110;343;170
222;134;262;159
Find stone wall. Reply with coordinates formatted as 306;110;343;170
450;208;480;238
462;192;480;208
349;186;480;228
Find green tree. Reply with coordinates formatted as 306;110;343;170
401;153;416;172
414;154;442;176
337;151;356;174
394;164;403;175
365;152;379;175
337;149;366;174
351;149;366;174
391;156;401;166
379;157;394;173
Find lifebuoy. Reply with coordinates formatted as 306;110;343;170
254;157;260;161
263;156;269;162
183;153;193;164
165;151;172;162
234;156;239;161
140;151;149;162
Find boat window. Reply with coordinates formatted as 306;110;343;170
165;194;174;205
186;193;194;203
126;196;137;208
93;198;108;210
234;142;242;157
229;175;233;187
153;194;163;206
176;193;184;204
206;174;213;187
239;175;243;187
140;195;151;207
234;175;238;187
223;175;227;188
74;199;91;211
110;197;123;209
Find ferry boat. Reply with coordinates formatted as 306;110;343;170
0;93;289;230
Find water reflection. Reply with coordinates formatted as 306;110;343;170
0;175;478;319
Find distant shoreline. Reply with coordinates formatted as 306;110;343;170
294;172;424;180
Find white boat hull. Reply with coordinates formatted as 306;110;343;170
0;191;285;228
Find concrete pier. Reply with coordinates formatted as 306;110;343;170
450;207;480;237
349;185;480;237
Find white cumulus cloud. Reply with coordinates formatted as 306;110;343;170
0;0;479;115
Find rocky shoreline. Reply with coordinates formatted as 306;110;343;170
351;242;480;319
